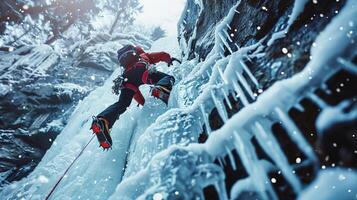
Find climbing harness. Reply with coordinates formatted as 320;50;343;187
112;75;125;95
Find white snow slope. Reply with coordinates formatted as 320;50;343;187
1;0;357;200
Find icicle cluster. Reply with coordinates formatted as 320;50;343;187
1;0;356;199
115;0;357;199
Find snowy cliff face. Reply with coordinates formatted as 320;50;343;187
0;33;152;186
173;0;357;199
0;1;356;200
179;0;347;86
178;0;237;60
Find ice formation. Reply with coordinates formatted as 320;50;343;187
0;0;356;200
0;45;59;80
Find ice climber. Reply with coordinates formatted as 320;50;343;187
90;45;181;149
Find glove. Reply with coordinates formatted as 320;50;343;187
168;57;182;67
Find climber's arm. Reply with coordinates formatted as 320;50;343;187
142;52;172;64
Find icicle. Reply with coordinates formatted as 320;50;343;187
218;32;233;54
235;71;255;100
220;44;226;54
217;65;228;84
201;74;205;80
294;102;305;112
307;92;328;109
239;59;259;87
223;29;233;43
225;23;232;30
214;181;229;200
267;30;286;46
205;70;211;79
232;81;249;106
220;87;232;110
216;157;225;167
337;57;357;75
230;90;238;102
219;52;225;58
321;83;332;95
288;0;309;29
230;177;254;199
245;55;253;63
224;145;237;170
210;90;228;122
234;43;240;50
253;121;302;193
274;107;318;164
197;119;204;134
200;104;211;134
222;156;228;166
232;131;277;200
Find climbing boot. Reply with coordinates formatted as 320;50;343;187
151;85;171;105
90;116;112;150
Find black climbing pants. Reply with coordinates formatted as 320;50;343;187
98;70;175;129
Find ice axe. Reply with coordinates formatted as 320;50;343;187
168;57;182;66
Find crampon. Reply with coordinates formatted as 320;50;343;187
90;116;112;150
151;85;170;105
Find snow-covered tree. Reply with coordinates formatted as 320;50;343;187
103;0;143;34
150;26;166;41
0;0;99;46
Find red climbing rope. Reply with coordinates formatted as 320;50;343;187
45;135;95;200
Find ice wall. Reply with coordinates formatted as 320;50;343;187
112;0;357;199
1;1;356;200
0;36;180;200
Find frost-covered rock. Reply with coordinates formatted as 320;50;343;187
178;0;347;88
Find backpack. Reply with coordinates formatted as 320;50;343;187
117;45;139;70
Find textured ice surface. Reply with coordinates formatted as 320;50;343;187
113;1;357;199
1;1;356;200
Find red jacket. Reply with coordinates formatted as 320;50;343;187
122;47;172;105
135;46;171;65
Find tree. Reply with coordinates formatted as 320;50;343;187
41;0;99;44
151;26;166;41
0;0;143;47
104;0;142;35
0;0;99;45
